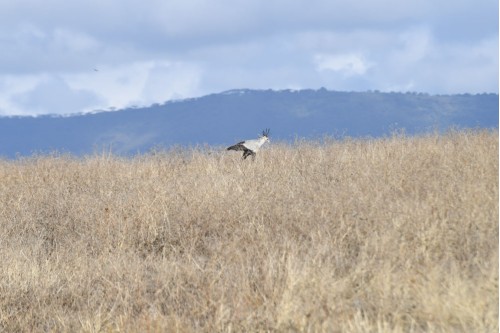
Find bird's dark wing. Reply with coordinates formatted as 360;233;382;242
227;141;248;151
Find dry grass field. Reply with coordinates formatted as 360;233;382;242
0;130;498;332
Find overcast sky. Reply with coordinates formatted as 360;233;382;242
0;0;498;116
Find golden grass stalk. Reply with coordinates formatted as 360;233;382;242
0;130;497;332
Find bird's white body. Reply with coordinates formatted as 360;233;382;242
240;136;268;152
227;129;270;160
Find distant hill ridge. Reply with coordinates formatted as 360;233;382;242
0;89;498;158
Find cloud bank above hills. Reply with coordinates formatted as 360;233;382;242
0;0;497;115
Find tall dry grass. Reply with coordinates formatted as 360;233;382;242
0;130;497;332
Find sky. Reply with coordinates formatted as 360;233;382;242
0;0;498;116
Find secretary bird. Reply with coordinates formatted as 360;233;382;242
227;129;270;160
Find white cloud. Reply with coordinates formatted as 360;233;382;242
314;53;373;76
65;60;202;111
394;27;433;64
0;25;103;74
0;0;497;115
0;75;40;115
11;75;103;115
141;62;202;103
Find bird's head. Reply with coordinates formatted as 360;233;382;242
261;128;271;143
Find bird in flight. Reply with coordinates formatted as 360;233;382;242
227;129;270;160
